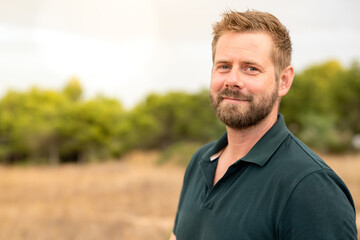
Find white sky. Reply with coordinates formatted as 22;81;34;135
1;0;359;108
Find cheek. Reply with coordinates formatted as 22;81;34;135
247;76;275;95
246;82;263;94
210;75;225;92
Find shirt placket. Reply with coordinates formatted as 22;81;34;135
199;159;246;209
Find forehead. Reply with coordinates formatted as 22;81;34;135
214;32;274;62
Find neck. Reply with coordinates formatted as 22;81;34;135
224;110;278;161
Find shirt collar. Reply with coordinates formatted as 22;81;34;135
241;114;290;166
202;114;290;167
210;148;224;161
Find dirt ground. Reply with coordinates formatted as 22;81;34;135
0;151;359;240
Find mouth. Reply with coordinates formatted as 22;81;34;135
221;96;251;103
215;89;253;105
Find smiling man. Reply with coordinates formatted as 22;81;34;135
169;10;357;240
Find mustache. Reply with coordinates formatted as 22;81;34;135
218;88;253;102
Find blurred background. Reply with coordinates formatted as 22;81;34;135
0;0;359;239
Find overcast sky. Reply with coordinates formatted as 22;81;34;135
1;0;359;107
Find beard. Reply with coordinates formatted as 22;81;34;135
210;86;278;130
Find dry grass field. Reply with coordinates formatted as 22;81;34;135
0;151;359;240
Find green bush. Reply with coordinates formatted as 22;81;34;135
281;60;360;152
1;60;359;165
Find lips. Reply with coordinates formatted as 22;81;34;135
221;96;251;102
220;93;253;102
218;88;253;102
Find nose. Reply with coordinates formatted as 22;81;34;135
225;68;245;89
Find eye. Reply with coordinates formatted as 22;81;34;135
220;65;230;69
242;66;260;75
248;67;258;71
217;64;231;73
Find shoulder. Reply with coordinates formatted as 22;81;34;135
281;134;354;207
270;132;355;207
277;168;357;239
275;134;357;238
288;133;329;167
274;132;331;177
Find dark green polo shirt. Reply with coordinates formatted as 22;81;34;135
173;114;357;239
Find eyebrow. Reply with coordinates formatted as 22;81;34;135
244;61;261;66
214;59;261;66
214;60;231;65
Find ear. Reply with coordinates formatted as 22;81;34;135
278;65;294;97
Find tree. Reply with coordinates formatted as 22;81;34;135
0;88;70;164
281;60;357;152
59;96;125;162
130;91;224;149
332;61;360;135
62;77;82;101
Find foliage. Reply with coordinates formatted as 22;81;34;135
0;88;70;164
59;96;125;162
332;61;360;134
281;60;360;152
132;90;224;148
0;82;125;164
0;81;223;164
0;60;359;165
63;77;83;101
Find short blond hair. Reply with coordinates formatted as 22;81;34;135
212;10;292;77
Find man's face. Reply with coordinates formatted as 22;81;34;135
210;32;280;130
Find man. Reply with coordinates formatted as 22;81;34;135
170;10;357;240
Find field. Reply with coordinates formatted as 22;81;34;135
0;151;359;240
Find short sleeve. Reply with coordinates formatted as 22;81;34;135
278;170;357;240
